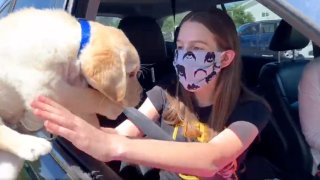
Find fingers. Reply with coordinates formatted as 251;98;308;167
33;107;75;130
31;98;64;117
37;96;69;112
44;121;76;142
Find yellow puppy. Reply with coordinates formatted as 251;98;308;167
0;8;141;178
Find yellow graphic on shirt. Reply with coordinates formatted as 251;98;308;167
172;121;238;180
172;121;211;142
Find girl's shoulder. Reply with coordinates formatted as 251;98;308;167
227;98;272;132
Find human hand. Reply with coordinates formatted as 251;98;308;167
31;96;123;162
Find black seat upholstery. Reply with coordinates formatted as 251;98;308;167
257;20;313;178
241;56;277;92
99;16;169;128
118;16;168;92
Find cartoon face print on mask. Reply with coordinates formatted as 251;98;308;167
173;49;222;91
183;51;197;61
204;52;215;63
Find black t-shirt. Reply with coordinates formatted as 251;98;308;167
145;84;271;180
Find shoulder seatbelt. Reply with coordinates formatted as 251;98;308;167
123;107;172;141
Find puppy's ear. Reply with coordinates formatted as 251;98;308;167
82;48;127;102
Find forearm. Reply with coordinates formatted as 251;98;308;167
299;64;320;151
112;123;255;177
115;120;143;137
299;92;320;150
115;138;225;177
114;98;160;138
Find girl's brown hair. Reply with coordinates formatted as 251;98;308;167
163;8;267;139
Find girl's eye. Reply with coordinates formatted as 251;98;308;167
192;47;203;50
176;46;183;50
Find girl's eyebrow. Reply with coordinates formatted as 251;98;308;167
176;39;208;45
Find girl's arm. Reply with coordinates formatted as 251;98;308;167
31;96;258;177
115;121;258;177
114;98;160;137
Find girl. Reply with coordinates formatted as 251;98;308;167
31;8;271;179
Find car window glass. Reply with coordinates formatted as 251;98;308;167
241;24;258;35
261;23;276;33
95;16;121;27
226;0;313;60
13;0;66;10
0;0;11;18
160;11;190;42
287;0;320;29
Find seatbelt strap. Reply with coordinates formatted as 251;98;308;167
123;107;172;141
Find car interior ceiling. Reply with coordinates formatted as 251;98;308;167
92;0;315;179
98;0;239;18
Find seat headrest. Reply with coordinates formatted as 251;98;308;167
269;20;309;51
118;16;166;64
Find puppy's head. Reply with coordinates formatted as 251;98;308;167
80;22;142;117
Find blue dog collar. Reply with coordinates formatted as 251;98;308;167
78;19;91;56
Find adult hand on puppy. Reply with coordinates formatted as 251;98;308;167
31;96;125;162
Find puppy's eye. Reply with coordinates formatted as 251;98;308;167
129;72;135;78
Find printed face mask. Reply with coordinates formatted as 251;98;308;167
173;49;222;91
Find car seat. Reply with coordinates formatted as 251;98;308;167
257;20;313;179
118;16;168;93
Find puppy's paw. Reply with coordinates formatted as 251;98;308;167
11;134;52;161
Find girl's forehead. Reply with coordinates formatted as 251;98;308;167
177;21;218;50
178;21;213;40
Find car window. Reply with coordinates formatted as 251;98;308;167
95;16;121;27
261;22;277;33
0;0;11;18
160;11;190;42
227;0;313;60
287;0;320;29
13;0;66;11
260;0;319;49
240;24;259;35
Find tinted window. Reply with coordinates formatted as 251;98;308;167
261;22;278;33
95;16;121;27
160;11;190;42
13;0;66;11
287;0;320;29
0;0;11;18
240;24;258;35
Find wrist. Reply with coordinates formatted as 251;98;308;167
110;135;129;161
